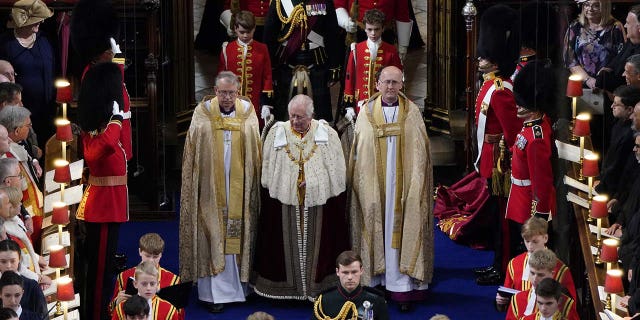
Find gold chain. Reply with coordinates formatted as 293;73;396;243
283;141;318;168
313;295;359;320
276;0;308;42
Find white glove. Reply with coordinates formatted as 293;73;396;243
112;101;124;118
336;7;357;33
398;46;408;61
345;107;356;122
261;105;272;120
220;9;234;37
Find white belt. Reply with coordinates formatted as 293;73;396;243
511;176;531;187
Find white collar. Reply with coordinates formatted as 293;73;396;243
367;39;381;50
237;39;252;47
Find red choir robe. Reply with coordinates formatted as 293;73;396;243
109;266;180;312
112;295;178;320
503;252;577;299
506;289;578;320
343;41;402;111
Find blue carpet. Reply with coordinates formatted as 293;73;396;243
117;216;506;319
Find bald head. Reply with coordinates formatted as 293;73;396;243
376;66;404;104
0;61;14;83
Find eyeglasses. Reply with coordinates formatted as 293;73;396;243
4;172;24;180
20;121;32;128
216;90;238;98
378;79;402;87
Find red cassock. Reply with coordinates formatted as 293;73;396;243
223;0;269;25
503;252;577;299
112;296;178;320
217;39;273;126
344;41;402;110
333;0;410;24
506;116;555;224
110;266;180;312
76;119;128;223
506;289;578;320
474;73;521;179
520;312;568;320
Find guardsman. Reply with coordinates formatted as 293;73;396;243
473;4;522;286
218;10;273;128
511;2;558;81
334;0;411;60
220;0;269;40
506;60;556;236
343;9;402;116
313;251;389;320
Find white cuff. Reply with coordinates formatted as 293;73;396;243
335;7;350;30
220;9;232;29
122;111;132;120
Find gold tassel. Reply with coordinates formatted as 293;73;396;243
491;168;502;196
503;169;511;196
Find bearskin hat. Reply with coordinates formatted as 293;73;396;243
70;0;119;65
513;60;557;115
519;1;559;60
477;4;520;76
78;62;124;132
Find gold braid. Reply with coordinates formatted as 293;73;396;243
276;0;308;42
313;295;359;320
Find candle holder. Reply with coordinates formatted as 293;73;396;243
56;276;74;320
604;269;624;310
574;113;591;181
583;153;599;222
53;159;71;184
566;75;583;143
55;79;72;119
591;195;608;264
601;238;619;272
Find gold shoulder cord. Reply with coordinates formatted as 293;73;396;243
276;0;308;42
313;295;359;320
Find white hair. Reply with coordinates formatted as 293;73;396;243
287;94;314;117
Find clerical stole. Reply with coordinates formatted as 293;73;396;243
209;97;247;254
369;98;406;248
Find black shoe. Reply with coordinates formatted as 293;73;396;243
206;303;224;313
476;270;503;286
398;303;412;312
473;265;495;276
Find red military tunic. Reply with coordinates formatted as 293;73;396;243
474;72;521;179
506;289;578;320
506;116;555;224
112;295;178;320
334;0;410;25
110;266;180;312
218;39;273;127
82;62;132;161
503;252;577;299
223;0;269;26
76;119;128;223
344;41;402;111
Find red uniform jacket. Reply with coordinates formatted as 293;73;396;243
504;252;577;299
223;0;268;24
334;0;410;24
506;116;555;224
82;63;132;161
112;295;178;320
506;289;578;320
110;266;180;312
344;41;402;110
218;39;272;126
474;73;521;178
76;120;128;223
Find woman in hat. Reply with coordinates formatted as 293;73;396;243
0;0;55;149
